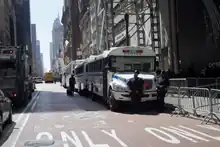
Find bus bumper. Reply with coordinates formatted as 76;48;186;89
112;90;157;102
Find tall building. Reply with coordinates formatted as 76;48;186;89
0;0;16;45
40;53;44;77
70;0;81;60
61;0;81;61
78;0;90;58
52;16;63;60
49;42;53;69
15;0;32;67
61;0;71;64
36;40;41;77
30;24;37;76
51;15;64;78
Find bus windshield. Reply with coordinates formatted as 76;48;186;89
110;56;155;72
0;61;16;77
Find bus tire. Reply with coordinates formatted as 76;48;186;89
108;88;119;112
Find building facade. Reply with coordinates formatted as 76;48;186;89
40;53;44;77
78;0;91;59
89;0;98;54
61;0;72;64
36;40;41;77
49;42;53;69
31;24;37;76
52;16;63;60
62;0;81;62
51;16;65;76
0;0;17;45
15;0;32;64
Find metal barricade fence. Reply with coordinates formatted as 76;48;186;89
165;87;220;124
169;77;220;88
209;89;220;115
165;86;179;107
169;79;187;88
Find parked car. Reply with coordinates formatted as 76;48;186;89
34;77;43;83
0;89;13;134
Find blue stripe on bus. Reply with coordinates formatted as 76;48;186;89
112;75;127;83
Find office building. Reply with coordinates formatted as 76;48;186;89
61;0;81;61
51;15;64;77
40;53;44;77
0;0;16;45
50;42;53;69
36;40;41;77
31;24;37;76
78;0;90;58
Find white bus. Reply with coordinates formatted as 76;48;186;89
74;55;98;94
86;46;157;111
74;61;87;94
61;59;85;88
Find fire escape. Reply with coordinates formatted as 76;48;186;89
96;0;161;64
202;0;220;48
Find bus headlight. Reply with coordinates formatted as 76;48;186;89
112;83;128;92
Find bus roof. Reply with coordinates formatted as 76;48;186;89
86;46;155;63
65;59;85;68
74;59;88;69
69;59;85;65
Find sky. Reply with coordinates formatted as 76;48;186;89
30;0;63;72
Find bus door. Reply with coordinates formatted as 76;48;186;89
102;57;110;100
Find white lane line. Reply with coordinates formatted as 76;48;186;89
11;95;39;147
15;91;39;123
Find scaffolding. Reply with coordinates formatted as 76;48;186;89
95;0;161;63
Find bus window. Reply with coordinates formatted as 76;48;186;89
134;64;141;71
124;64;132;71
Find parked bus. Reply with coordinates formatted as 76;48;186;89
75;46;157;111
61;59;85;88
44;72;54;83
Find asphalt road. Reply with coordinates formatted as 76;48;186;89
1;83;220;147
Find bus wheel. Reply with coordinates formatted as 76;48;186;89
108;88;119;112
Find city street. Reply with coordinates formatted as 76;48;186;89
0;83;220;147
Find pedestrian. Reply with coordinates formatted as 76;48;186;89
69;72;76;96
127;70;144;113
156;69;169;112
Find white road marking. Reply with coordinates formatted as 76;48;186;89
128;120;135;123
61;131;83;147
93;120;109;128
179;125;220;141
197;125;220;132
15;92;39;123
81;131;110;147
160;126;209;143
144;127;180;144
36;132;53;140
54;124;64;129
11;95;39;147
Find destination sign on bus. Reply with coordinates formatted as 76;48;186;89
122;50;143;54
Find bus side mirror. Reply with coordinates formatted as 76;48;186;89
103;66;109;72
